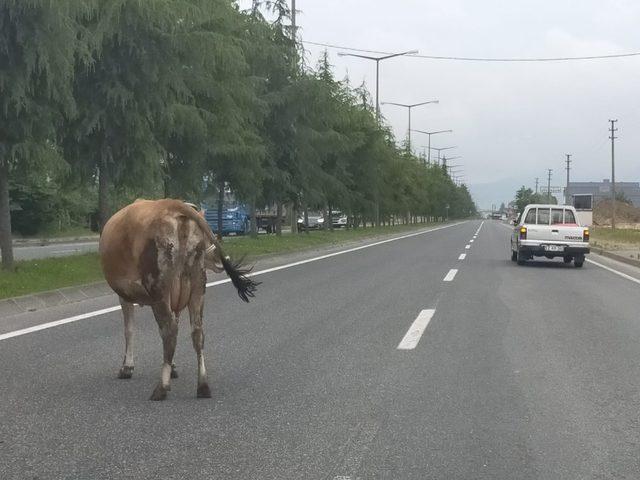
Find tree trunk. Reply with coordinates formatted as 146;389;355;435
303;206;309;235
291;201;298;234
217;179;224;235
0;161;14;270
275;202;282;236
327;204;333;231
98;160;110;233
250;202;257;238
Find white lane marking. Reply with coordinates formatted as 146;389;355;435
206;221;466;287
443;269;458;282
0;307;122;341
586;259;640;285
458;254;466;260
1;222;467;342
470;239;474;243
397;309;435;350
465;244;471;249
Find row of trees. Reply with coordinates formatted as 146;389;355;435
0;0;476;269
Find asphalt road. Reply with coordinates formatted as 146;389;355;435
1;220;640;479
13;241;99;260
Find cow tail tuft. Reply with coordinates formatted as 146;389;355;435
221;255;260;302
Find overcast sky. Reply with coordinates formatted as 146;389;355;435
241;1;640;208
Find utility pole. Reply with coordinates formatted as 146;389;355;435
547;169;553;203
609;119;618;230
535;177;539;194
565;154;572;205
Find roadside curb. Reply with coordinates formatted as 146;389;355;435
0;222;463;317
593;248;640;268
0;281;114;318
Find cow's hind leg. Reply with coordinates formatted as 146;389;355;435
189;291;211;398
149;302;179;401
118;298;135;379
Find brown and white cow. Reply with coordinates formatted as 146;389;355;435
99;199;258;400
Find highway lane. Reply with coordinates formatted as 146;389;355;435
1;220;640;479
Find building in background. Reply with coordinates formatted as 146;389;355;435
565;179;640;207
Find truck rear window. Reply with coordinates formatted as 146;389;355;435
537;208;550;225
551;209;563;224
524;209;536;224
564;210;576;224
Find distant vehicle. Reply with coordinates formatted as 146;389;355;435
204;205;249;236
332;211;348;228
510;204;590;267
297;212;324;231
572;193;593;227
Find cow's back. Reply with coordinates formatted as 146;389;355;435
100;199;207;310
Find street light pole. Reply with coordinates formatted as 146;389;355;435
547;169;553;203
338;49;418;227
338;50;418;121
381;100;439;152
430;146;457;165
411;129;453;164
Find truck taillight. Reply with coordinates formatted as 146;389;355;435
583;228;589;242
519;226;527;240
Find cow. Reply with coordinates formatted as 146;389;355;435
99;199;258;400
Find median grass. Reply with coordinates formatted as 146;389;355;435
0;253;103;300
0;222;441;300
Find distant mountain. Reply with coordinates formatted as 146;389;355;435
468;177;531;210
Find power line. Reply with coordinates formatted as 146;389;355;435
303;40;640;62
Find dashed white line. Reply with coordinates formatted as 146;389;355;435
470;239;474;243
443;269;458;282
465;244;471;249
458;254;466;260
397;309;436;350
0;221;468;342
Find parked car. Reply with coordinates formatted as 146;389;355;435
331;211;348;228
510;204;590;267
297;212;324;230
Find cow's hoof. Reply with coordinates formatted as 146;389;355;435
149;384;168;401
170;365;178;379
197;383;212;399
118;366;134;379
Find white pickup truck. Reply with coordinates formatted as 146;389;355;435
511;204;590;267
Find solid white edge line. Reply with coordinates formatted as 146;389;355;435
458;253;466;260
0;306;122;341
586;258;640;285
218;221;465;284
443;269;458;282
1;221;467;342
397;309;436;350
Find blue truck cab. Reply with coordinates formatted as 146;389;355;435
204;205;250;236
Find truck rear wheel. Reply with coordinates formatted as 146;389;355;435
516;249;526;266
574;255;585;268
511;250;517;262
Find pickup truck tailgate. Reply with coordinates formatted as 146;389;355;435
527;224;585;243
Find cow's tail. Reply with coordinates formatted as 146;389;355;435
180;201;260;302
219;254;259;303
